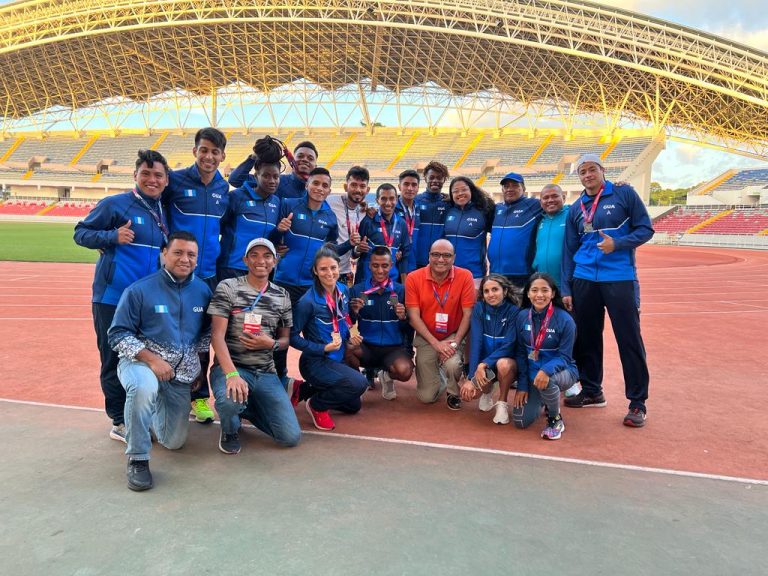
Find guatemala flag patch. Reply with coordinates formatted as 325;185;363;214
154;305;169;314
134;216;144;225
184;189;196;197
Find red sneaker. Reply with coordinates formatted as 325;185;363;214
306;400;335;431
287;377;303;407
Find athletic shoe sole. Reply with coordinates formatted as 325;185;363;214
623;415;646;427
218;439;241;455
109;429;127;443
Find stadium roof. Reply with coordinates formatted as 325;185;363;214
2;0;768;152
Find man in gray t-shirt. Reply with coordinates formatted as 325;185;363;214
208;238;301;455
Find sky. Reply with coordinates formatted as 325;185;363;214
597;1;768;188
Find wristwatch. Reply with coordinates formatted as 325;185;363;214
272;340;281;352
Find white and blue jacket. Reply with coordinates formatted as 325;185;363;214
561;181;654;297
163;163;230;280
108;269;212;384
217;182;281;272
533;205;568;288
74;188;167;306
443;202;492;278
413;191;448;267
272;197;351;287
290;282;351;363
488;196;542;277
468;300;519;376
356;212;411;284
513;306;578;393
228;158;307;200
349;279;408;347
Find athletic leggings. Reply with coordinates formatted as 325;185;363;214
512;369;577;429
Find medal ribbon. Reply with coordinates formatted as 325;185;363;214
344;201;360;237
363;278;394;296
579;184;604;229
400;202;415;237
132;189;169;241
379;211;399;247
528;302;554;357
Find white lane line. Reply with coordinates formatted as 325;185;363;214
1;397;765;487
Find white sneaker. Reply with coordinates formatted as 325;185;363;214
379;370;397;400
478;392;494;412
564;382;582;398
109;423;127;443
493;401;510;425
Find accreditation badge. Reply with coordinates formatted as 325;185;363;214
243;312;262;335
435;313;449;334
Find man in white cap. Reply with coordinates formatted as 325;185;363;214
207;237;300;455
561;154;654;427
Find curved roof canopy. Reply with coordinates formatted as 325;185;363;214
1;0;768;148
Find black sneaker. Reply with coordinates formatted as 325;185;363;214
446;394;462;411
564;391;607;408
218;431;241;455
127;459;153;491
623;408;647;427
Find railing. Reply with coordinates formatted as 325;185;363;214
651;232;768;249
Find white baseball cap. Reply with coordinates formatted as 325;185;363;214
245;238;277;258
575;153;604;171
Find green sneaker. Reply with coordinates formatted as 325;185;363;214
191;398;214;424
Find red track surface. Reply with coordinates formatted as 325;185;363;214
1;245;766;479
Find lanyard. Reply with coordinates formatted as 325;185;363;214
363;279;394;296
528;303;554;356
344;200;360;236
400;202;415;237
249;286;267;310
324;289;347;333
579;184;605;226
132;189;168;241
431;276;452;311
379;211;399;247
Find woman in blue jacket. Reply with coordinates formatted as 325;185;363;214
513;273;579;440
443;177;495;286
459;274;520;425
289;245;368;432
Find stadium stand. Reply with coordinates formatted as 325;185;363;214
652;207;718;234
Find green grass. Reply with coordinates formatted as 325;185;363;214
0;222;98;263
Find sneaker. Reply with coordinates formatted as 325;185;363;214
478;392;494;412
493;401;510;425
446;394;462;411
564;391;607;408
623;408;647;428
218;430;241;454
541;414;565;440
286;377;303;407
191;398;214;423
379;370;397;400
109;423;127;443
306;399;335;431
564;381;582;398
126;458;153;491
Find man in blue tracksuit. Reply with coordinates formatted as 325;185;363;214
533;184;569;288
108;231;212;491
395;169;420;273
162;127;228;423
228;140;318;200
74;150;170;443
561;154;654;427
413;161;449;267
487;172;543;288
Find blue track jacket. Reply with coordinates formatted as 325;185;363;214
488;196;542;276
413;191;448;267
290;282;351;363
271;197;351;287
468;300;519;376
513;306;578;393
443;203;491;278
74;188;167;306
217;182;281;271
395;199;419;273
356;211;411;283
532;205;568;288
163;163;230;280
228;157;307;200
349;279;407;347
561;181;654;297
108;269;212;384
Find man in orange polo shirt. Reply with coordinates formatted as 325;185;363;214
405;239;475;409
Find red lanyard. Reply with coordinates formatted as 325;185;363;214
363;279;394;296
579;184;604;226
400;203;415;237
324;290;341;333
528;303;554;356
379;212;399;247
344;202;360;236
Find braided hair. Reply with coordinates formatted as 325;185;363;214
252;135;287;173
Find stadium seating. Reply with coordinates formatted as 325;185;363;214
0;199;50;215
697;208;768;234
711;168;768;192
652;207;717;234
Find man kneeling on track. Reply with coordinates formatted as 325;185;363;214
108;232;211;491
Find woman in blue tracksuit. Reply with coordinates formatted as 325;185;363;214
512;273;579;440
442;176;495;286
460;274;520;425
217;136;285;281
289;245;369;432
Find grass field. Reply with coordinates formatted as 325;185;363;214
0;222;97;263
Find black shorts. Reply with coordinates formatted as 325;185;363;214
358;342;412;370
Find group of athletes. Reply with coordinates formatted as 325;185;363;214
74;127;654;491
